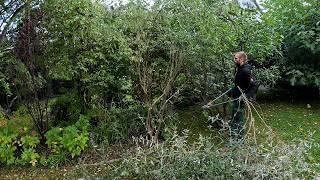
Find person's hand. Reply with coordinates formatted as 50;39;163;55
202;104;210;109
202;102;212;109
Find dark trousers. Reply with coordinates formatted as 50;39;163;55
230;100;245;139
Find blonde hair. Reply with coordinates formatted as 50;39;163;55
234;51;247;62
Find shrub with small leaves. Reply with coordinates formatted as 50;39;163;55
72;133;319;179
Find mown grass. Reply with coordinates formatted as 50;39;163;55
256;96;320;167
176;91;320;172
256;100;320;140
177;98;320;141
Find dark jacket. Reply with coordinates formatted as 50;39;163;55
232;63;251;99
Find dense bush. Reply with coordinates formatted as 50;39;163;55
50;92;82;127
263;0;320;88
1;0;284;143
91;106;145;144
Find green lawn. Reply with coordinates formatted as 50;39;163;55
257;100;320;141
176;94;320;170
257;99;320;166
177;99;320;140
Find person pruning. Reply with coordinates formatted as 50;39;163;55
204;51;260;140
229;51;252;139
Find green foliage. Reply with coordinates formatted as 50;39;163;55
149;0;282;101
44;128;63;154
14;105;29;117
255;66;281;87
0;42;19;96
7;105;33;134
285;65;320;87
43;115;89;166
3;0;285;144
75;115;90;132
21;135;39;149
19;135;41;166
2;0;318;171
0;122;40;166
92;106;145;144
0;143;16;165
264;0;320;87
0;122;18;145
42;0;131;108
45;115;89;158
50;92;82;127
45;153;67;167
0;122;18;165
20;148;40;166
61;126;88;158
107;0;283;139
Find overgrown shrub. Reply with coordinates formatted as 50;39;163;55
50;92;82;127
92;106;145;144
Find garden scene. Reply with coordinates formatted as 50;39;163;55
0;0;319;179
